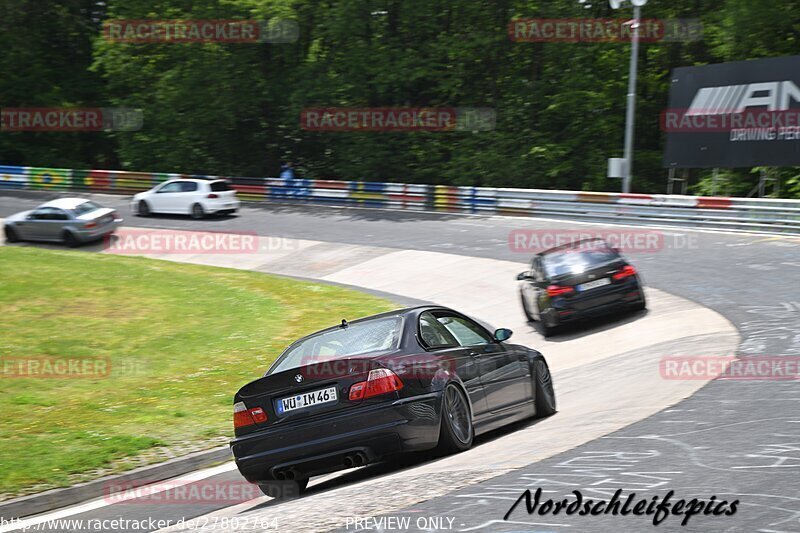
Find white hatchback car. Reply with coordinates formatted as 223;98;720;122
132;179;240;219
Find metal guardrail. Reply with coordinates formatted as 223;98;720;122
1;164;799;234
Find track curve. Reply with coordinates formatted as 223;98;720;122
105;231;737;533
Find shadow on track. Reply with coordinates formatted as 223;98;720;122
131;212;241;223
243;200;475;224
522;308;650;342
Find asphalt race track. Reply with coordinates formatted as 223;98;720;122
1;192;798;532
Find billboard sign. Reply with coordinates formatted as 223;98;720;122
663;55;800;168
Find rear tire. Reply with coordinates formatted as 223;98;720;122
436;384;473;454
137;201;151;217
632;289;647;311
257;478;308;499
191;203;205;219
4;226;19;243
533;359;557;417
538;319;557;338
62;231;79;248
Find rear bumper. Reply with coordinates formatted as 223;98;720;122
73;219;122;242
231;393;441;482
203;198;240;213
545;278;644;326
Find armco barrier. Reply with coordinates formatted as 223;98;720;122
1;165;799;234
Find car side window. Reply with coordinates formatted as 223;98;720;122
30;207;64;220
180;182;198;192
50;209;70;220
157;182;182;193
436;314;493;347
418;312;458;349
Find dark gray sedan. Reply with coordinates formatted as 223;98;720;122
3;198;122;247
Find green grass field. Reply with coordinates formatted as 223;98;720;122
0;246;394;498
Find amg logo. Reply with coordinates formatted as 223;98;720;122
686;81;800;116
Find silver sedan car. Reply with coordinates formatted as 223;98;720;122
3;198;122;247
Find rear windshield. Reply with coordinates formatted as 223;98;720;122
210;181;231;192
542;241;620;278
71;201;102;216
270;317;402;374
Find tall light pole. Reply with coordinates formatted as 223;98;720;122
610;0;647;193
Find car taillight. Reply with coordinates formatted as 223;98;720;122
547;285;575;297
349;382;366;401
613;265;637;281
250;407;267;423
233;401;267;428
207;193;219;199
349;368;403;401
84;221;97;229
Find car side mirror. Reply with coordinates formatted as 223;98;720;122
26;214;35;220
516;272;529;281
494;328;513;342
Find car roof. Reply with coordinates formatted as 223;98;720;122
274;305;496;364
539;236;609;256
291;305;449;339
39;197;94;210
163;178;227;184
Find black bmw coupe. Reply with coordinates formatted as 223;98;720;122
230;306;556;497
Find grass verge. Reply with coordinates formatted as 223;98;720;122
0;246;395;498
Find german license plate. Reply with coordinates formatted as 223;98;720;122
578;278;611;292
276;386;337;414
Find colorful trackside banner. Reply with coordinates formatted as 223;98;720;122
662;54;800;168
